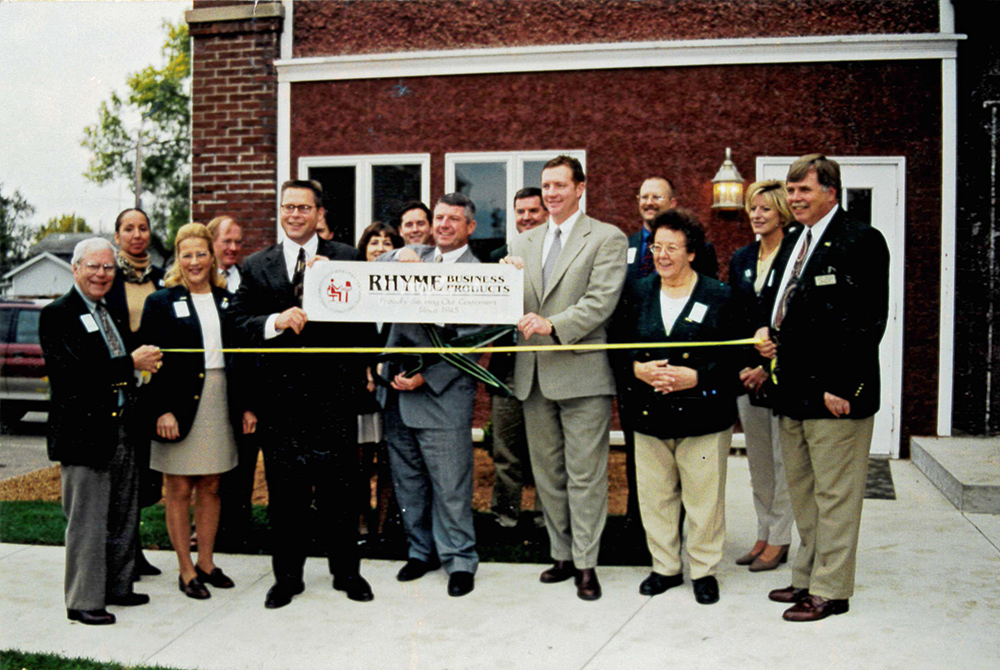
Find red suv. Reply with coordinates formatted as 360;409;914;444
0;300;48;426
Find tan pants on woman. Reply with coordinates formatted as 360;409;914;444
635;428;732;580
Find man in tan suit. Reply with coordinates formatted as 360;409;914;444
504;155;627;601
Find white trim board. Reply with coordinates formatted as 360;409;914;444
276;33;962;83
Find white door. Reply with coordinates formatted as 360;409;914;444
757;157;905;458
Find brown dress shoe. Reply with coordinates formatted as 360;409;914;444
576;568;602;601
782;594;850;622
768;585;810;603
539;560;577;584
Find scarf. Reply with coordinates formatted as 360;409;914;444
116;249;154;284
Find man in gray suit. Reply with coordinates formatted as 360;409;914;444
377;192;483;598
505;156;628;601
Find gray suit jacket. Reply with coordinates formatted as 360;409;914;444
509;214;628;401
376;244;485;429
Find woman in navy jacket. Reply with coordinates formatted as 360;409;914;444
618;210;740;606
727;181;797;572
140;223;256;600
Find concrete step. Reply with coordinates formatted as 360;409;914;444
911;436;1000;513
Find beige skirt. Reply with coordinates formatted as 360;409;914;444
151;369;238;476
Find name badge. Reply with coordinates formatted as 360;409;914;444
627;247;637;264
688;302;708;323
80;313;99;333
173;301;191;318
815;274;837;287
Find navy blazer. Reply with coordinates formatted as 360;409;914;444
39;289;136;467
617;273;739;439
138;285;249;442
758;209;889;420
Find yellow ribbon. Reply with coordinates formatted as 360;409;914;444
161;337;762;355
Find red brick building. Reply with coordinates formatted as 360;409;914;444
185;0;993;457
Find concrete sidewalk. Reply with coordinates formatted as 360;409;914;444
2;458;999;670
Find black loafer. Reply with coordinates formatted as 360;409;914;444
67;608;116;625
447;571;475;597
107;592;150;606
334;574;374;602
264;581;304;609
135;553;162;577
196;565;235;589
179;575;211;600
639;572;684;596
693;576;720;605
396;558;441;582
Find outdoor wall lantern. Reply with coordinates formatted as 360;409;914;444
711;147;744;210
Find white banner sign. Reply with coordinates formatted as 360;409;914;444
303;260;524;324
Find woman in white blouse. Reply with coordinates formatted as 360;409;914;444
140;223;257;599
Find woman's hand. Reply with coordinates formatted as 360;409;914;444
740;366;768;392
366;366;377;393
391;372;425;391
242;410;258;435
633;360;697;394
156;412;180;440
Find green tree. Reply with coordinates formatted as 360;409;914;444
33;213;92;243
81;20;190;244
0;182;35;277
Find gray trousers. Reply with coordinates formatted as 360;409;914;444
522;387;611;569
737;396;793;545
60;427;138;611
489;380;535;521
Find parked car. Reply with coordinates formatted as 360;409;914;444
0;300;48;426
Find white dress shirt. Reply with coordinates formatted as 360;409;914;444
770;205;839;327
265;235;320;339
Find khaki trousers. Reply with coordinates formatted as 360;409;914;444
635;428;732;580
779;415;873;600
737;396;794;545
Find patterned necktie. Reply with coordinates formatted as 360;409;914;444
292;247;306;307
774;228;813;329
542;227;562;291
638;240;655;278
95;303;125;357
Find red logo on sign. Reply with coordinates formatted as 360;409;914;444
327;279;353;303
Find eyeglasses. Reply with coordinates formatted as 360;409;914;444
280;204;315;214
637;194;666;203
83;263;115;273
650;243;686;256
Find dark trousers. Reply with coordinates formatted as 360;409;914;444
261;413;361;584
219;432;260;547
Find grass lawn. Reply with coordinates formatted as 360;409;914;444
0;649;186;670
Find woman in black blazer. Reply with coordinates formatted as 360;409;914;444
140;223;257;600
618;210;739;606
727;181;797;572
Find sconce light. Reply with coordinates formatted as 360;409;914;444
711;147;744;210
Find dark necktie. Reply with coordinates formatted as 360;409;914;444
638;240;655;279
542;228;562;291
774;228;813;329
95;303;125;357
292;247;306;307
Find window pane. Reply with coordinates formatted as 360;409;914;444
14;309;40;345
372;164;423;229
308;166;356;244
522;161;546;189
455;162;507;241
845;188;873;227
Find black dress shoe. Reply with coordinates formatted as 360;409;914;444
334;574;374;602
447;571;475;597
693;576;720;605
135;552;161;577
107;592;150;606
576;568;602;601
396;558;441;582
67;608;116;625
179;575;211;600
639;571;684;596
768;585;810;603
782;594;849;622
196;565;235;588
539;560;577;584
264;581;304;609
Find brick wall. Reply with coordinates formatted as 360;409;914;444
188;8;282;258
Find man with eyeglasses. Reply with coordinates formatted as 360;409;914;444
39;238;163;625
231;179;374;609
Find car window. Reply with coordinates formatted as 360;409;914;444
0;308;12;343
14;309;41;345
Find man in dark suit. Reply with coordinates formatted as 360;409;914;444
231;179;373;609
505;156;628;601
39;238;162;625
755;154;889;622
376;193;484;597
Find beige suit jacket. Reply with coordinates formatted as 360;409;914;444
509;213;628;401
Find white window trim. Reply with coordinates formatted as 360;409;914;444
297;154;431;243
445;150;586;240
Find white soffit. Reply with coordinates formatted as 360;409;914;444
276;33;962;83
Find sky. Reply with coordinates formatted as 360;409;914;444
1;0;192;235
